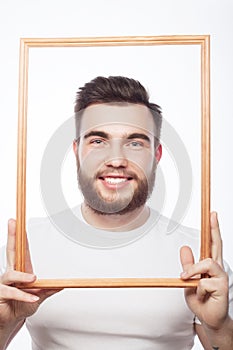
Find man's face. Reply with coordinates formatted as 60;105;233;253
73;103;162;215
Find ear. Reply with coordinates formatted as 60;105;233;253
73;139;78;156
155;143;162;163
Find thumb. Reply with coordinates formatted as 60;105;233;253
37;289;62;304
180;246;195;277
25;288;63;306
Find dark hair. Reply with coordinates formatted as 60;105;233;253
74;76;162;142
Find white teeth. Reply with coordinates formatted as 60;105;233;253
104;177;128;184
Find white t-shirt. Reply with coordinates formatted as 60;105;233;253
1;207;233;349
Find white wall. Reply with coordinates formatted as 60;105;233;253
0;1;232;349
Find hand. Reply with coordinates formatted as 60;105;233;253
180;212;229;330
0;219;60;329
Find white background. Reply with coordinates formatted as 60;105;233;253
0;0;232;349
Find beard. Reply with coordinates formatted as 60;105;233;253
77;162;157;216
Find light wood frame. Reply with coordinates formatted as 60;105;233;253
16;35;211;288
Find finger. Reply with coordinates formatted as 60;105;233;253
210;211;223;267
180;258;226;280
0;284;39;303
180;246;195;276
0;270;36;285
6;219;16;270
18;288;63;307
196;276;228;301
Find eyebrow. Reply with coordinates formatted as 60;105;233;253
84;131;109;139
127;133;151;143
84;130;151;143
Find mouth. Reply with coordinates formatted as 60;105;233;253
98;175;134;188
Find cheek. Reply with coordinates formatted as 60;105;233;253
127;151;155;173
79;149;106;168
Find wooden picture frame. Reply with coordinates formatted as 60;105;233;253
16;35;210;288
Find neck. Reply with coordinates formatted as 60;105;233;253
81;203;150;232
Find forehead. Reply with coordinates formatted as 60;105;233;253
79;103;156;137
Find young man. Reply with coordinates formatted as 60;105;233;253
0;76;233;349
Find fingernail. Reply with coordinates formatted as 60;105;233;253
30;295;39;302
25;274;36;281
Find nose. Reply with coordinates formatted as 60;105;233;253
104;141;128;168
105;157;128;168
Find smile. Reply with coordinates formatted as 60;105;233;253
98;176;133;187
104;177;129;184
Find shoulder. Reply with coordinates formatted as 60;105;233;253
150;208;200;240
27;205;82;234
146;209;200;260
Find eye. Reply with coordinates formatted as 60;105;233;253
90;138;107;147
126;140;144;149
92;139;103;144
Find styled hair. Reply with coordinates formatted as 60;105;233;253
74;76;162;143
